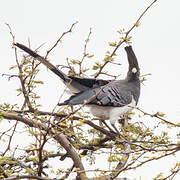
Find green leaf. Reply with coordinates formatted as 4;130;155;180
92;65;99;70
87;54;94;58
108;42;117;47
70;59;81;64
32;80;44;84
104;56;114;62
9;65;17;70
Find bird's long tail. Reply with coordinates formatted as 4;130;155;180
14;43;71;83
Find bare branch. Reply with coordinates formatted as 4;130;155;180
125;148;180;171
2;74;19;81
45;21;78;59
2;121;18;156
136;106;180;127
78;28;92;75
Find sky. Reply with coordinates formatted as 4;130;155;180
1;0;180;179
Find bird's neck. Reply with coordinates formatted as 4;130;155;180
126;70;140;82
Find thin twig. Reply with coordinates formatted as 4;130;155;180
2;121;18;156
79;28;92;75
136;106;180;127
125;148;180;171
2;73;19;80
6;23;34;111
45;21;78;59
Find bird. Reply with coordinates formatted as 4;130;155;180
15;43;140;134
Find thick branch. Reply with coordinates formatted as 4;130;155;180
1;111;85;179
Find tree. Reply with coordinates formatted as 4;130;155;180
1;0;180;179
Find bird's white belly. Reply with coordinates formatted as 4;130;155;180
88;97;136;124
88;105;112;120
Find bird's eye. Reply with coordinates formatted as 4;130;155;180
132;67;137;73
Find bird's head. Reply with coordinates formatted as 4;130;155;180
125;46;140;81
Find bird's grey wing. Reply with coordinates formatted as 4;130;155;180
94;84;132;107
59;84;132;107
59;88;100;105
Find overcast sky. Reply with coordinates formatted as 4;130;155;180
1;0;180;179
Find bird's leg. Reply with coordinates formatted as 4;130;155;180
116;114;132;141
102;120;116;133
118;117;126;127
118;114;130;127
111;123;121;135
98;120;103;127
109;118;121;135
111;122;129;141
109;117;130;140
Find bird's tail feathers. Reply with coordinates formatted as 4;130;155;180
14;43;71;83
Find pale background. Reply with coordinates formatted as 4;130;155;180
1;0;180;179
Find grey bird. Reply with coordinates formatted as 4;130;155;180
15;43;140;133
